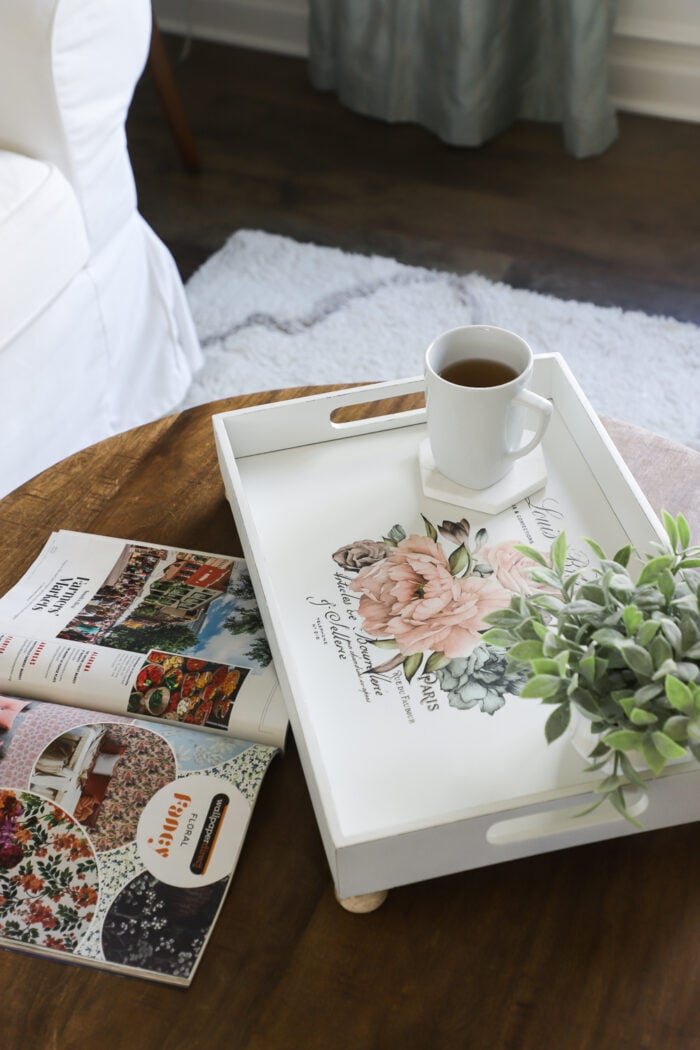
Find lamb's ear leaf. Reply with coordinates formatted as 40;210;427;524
618;751;648;789
520;674;562;699
530;567;563;590
613;544;633;568
665;675;693;713
661;509;679;551
513;544;548;567
481;628;517;648
607;787;644;828
585;537;607;561
551;532;567;575
639;735;666;775
637;555;675;586
676;513;691;550
651;730;688;760
621;645;654;678
507;640;545;662
603;729;643;752
544;702;570;744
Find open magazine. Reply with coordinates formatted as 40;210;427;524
0;531;288;986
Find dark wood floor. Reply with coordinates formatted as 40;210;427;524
127;34;700;324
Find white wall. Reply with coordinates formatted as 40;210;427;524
154;0;700;123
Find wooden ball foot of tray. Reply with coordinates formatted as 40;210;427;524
335;889;389;913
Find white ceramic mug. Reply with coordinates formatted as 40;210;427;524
424;325;552;490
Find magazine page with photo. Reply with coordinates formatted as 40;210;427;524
0;692;278;985
0;531;287;749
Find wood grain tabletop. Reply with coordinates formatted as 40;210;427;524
2;388;699;1050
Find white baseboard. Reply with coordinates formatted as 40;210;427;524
154;0;700;124
609;34;700;123
154;0;308;57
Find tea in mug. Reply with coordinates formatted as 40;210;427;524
439;357;519;388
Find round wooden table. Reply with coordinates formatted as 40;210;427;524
2;389;699;1050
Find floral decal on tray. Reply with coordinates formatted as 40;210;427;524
0;789;99;952
332;515;550;714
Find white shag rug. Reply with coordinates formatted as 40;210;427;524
183;229;699;450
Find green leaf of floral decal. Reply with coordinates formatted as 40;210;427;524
424;651;450;673
384;524;407;545
448;544;470;576
403;652;423;682
421;514;437;541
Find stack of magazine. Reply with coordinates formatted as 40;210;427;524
0;531;287;986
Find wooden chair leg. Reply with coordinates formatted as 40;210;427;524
148;15;200;174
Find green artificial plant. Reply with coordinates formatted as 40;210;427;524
482;511;700;824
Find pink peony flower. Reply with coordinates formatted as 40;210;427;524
480;541;547;595
349;534;511;658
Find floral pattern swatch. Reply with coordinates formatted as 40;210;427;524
101;871;227;979
0;790;99;953
84;725;176;852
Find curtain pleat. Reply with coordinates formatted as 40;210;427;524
308;0;618;158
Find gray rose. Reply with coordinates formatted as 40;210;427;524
435;644;528;715
332;540;390;571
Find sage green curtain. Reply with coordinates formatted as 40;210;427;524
308;0;618;158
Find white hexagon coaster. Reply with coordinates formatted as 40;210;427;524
418;439;548;515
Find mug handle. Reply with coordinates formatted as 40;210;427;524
507;390;553;460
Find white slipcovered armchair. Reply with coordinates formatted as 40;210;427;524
0;0;203;498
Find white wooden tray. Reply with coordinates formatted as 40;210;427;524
213;355;700;900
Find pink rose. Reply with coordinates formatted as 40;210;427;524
350;534;511;659
480;542;545;594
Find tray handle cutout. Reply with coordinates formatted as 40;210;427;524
486;790;649;847
330;390;425;429
219;377;427;458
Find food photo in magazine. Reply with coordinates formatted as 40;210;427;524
0;530;287;744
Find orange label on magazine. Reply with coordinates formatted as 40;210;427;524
136;774;250;887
